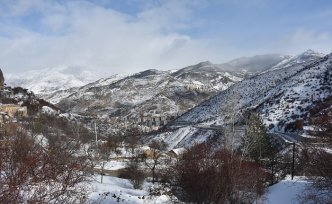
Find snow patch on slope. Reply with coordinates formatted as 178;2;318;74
6;65;105;95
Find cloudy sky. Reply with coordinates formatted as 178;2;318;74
1;0;332;74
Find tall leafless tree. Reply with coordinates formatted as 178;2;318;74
145;139;168;184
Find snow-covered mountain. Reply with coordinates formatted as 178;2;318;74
6;66;104;95
46;52;321;135
39;66;239;130
268;49;325;71
147;50;329;149
43;53;292;104
50;64;246;129
177;50;327;124
7;54;291;97
6;50;326;142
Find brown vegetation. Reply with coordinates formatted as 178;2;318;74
173;143;268;203
0;119;93;203
300;112;332;203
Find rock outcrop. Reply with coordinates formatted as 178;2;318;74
0;69;4;88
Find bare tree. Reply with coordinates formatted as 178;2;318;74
223;91;241;152
124;127;141;155
94;142;111;184
0;122;93;203
106;134;123;154
145;139;168;184
126;149;145;189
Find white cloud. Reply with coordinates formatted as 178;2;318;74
0;0;222;74
278;28;332;54
2;0;331;75
287;28;332;44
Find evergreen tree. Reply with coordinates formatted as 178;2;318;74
241;113;274;161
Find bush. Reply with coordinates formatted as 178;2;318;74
173;143;268;203
125;157;145;189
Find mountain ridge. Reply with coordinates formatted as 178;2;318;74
156;51;330;149
7;53;298;97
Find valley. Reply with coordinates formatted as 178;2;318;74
1;50;332;204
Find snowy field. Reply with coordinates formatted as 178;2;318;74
265;176;310;204
87;172;311;204
88;156;311;204
87;175;173;204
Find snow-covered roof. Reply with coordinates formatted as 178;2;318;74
169;147;186;155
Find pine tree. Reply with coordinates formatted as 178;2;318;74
241;113;273;161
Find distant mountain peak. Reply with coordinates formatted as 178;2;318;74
134;69;165;78
300;49;325;57
197;61;213;67
268;49;325;71
175;61;218;73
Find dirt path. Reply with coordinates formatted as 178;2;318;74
93;168;123;177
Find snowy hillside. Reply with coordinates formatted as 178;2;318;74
6;51;326;139
177;50;329;132
6;66;105;95
139;50;327;148
268;49;325;71
45;54;294;118
43;74;128;104
53;66;244;119
38;60;261;135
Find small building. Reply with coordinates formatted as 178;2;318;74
0;104;28;118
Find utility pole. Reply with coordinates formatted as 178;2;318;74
291;142;295;180
95;121;98;147
94;120;103;184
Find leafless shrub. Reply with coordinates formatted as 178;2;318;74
127;156;145;189
0;122;93;203
173;143;268;204
300;112;332;203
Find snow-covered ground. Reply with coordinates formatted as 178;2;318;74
87;175;174;204
88;175;149;204
87;170;312;204
94;160;127;171
89;147;312;204
265;176;310;204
